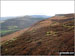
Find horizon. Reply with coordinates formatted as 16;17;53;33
1;15;51;18
1;1;74;17
1;13;74;18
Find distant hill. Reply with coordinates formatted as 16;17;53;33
0;15;50;21
1;15;50;30
0;15;50;36
31;15;50;18
1;13;74;55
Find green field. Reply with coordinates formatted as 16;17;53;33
0;29;20;37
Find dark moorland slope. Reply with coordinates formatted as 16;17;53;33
1;13;75;55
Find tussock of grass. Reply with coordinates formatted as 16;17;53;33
5;48;8;51
46;31;58;36
63;24;74;30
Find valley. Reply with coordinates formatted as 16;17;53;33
1;13;74;55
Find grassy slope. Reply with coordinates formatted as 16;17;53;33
0;29;20;37
1;14;74;55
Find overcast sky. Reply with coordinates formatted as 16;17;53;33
1;1;74;17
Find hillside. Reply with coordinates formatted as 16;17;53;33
0;15;50;36
1;13;75;55
0;28;29;44
1;15;50;30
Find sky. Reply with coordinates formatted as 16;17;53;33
1;1;74;17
